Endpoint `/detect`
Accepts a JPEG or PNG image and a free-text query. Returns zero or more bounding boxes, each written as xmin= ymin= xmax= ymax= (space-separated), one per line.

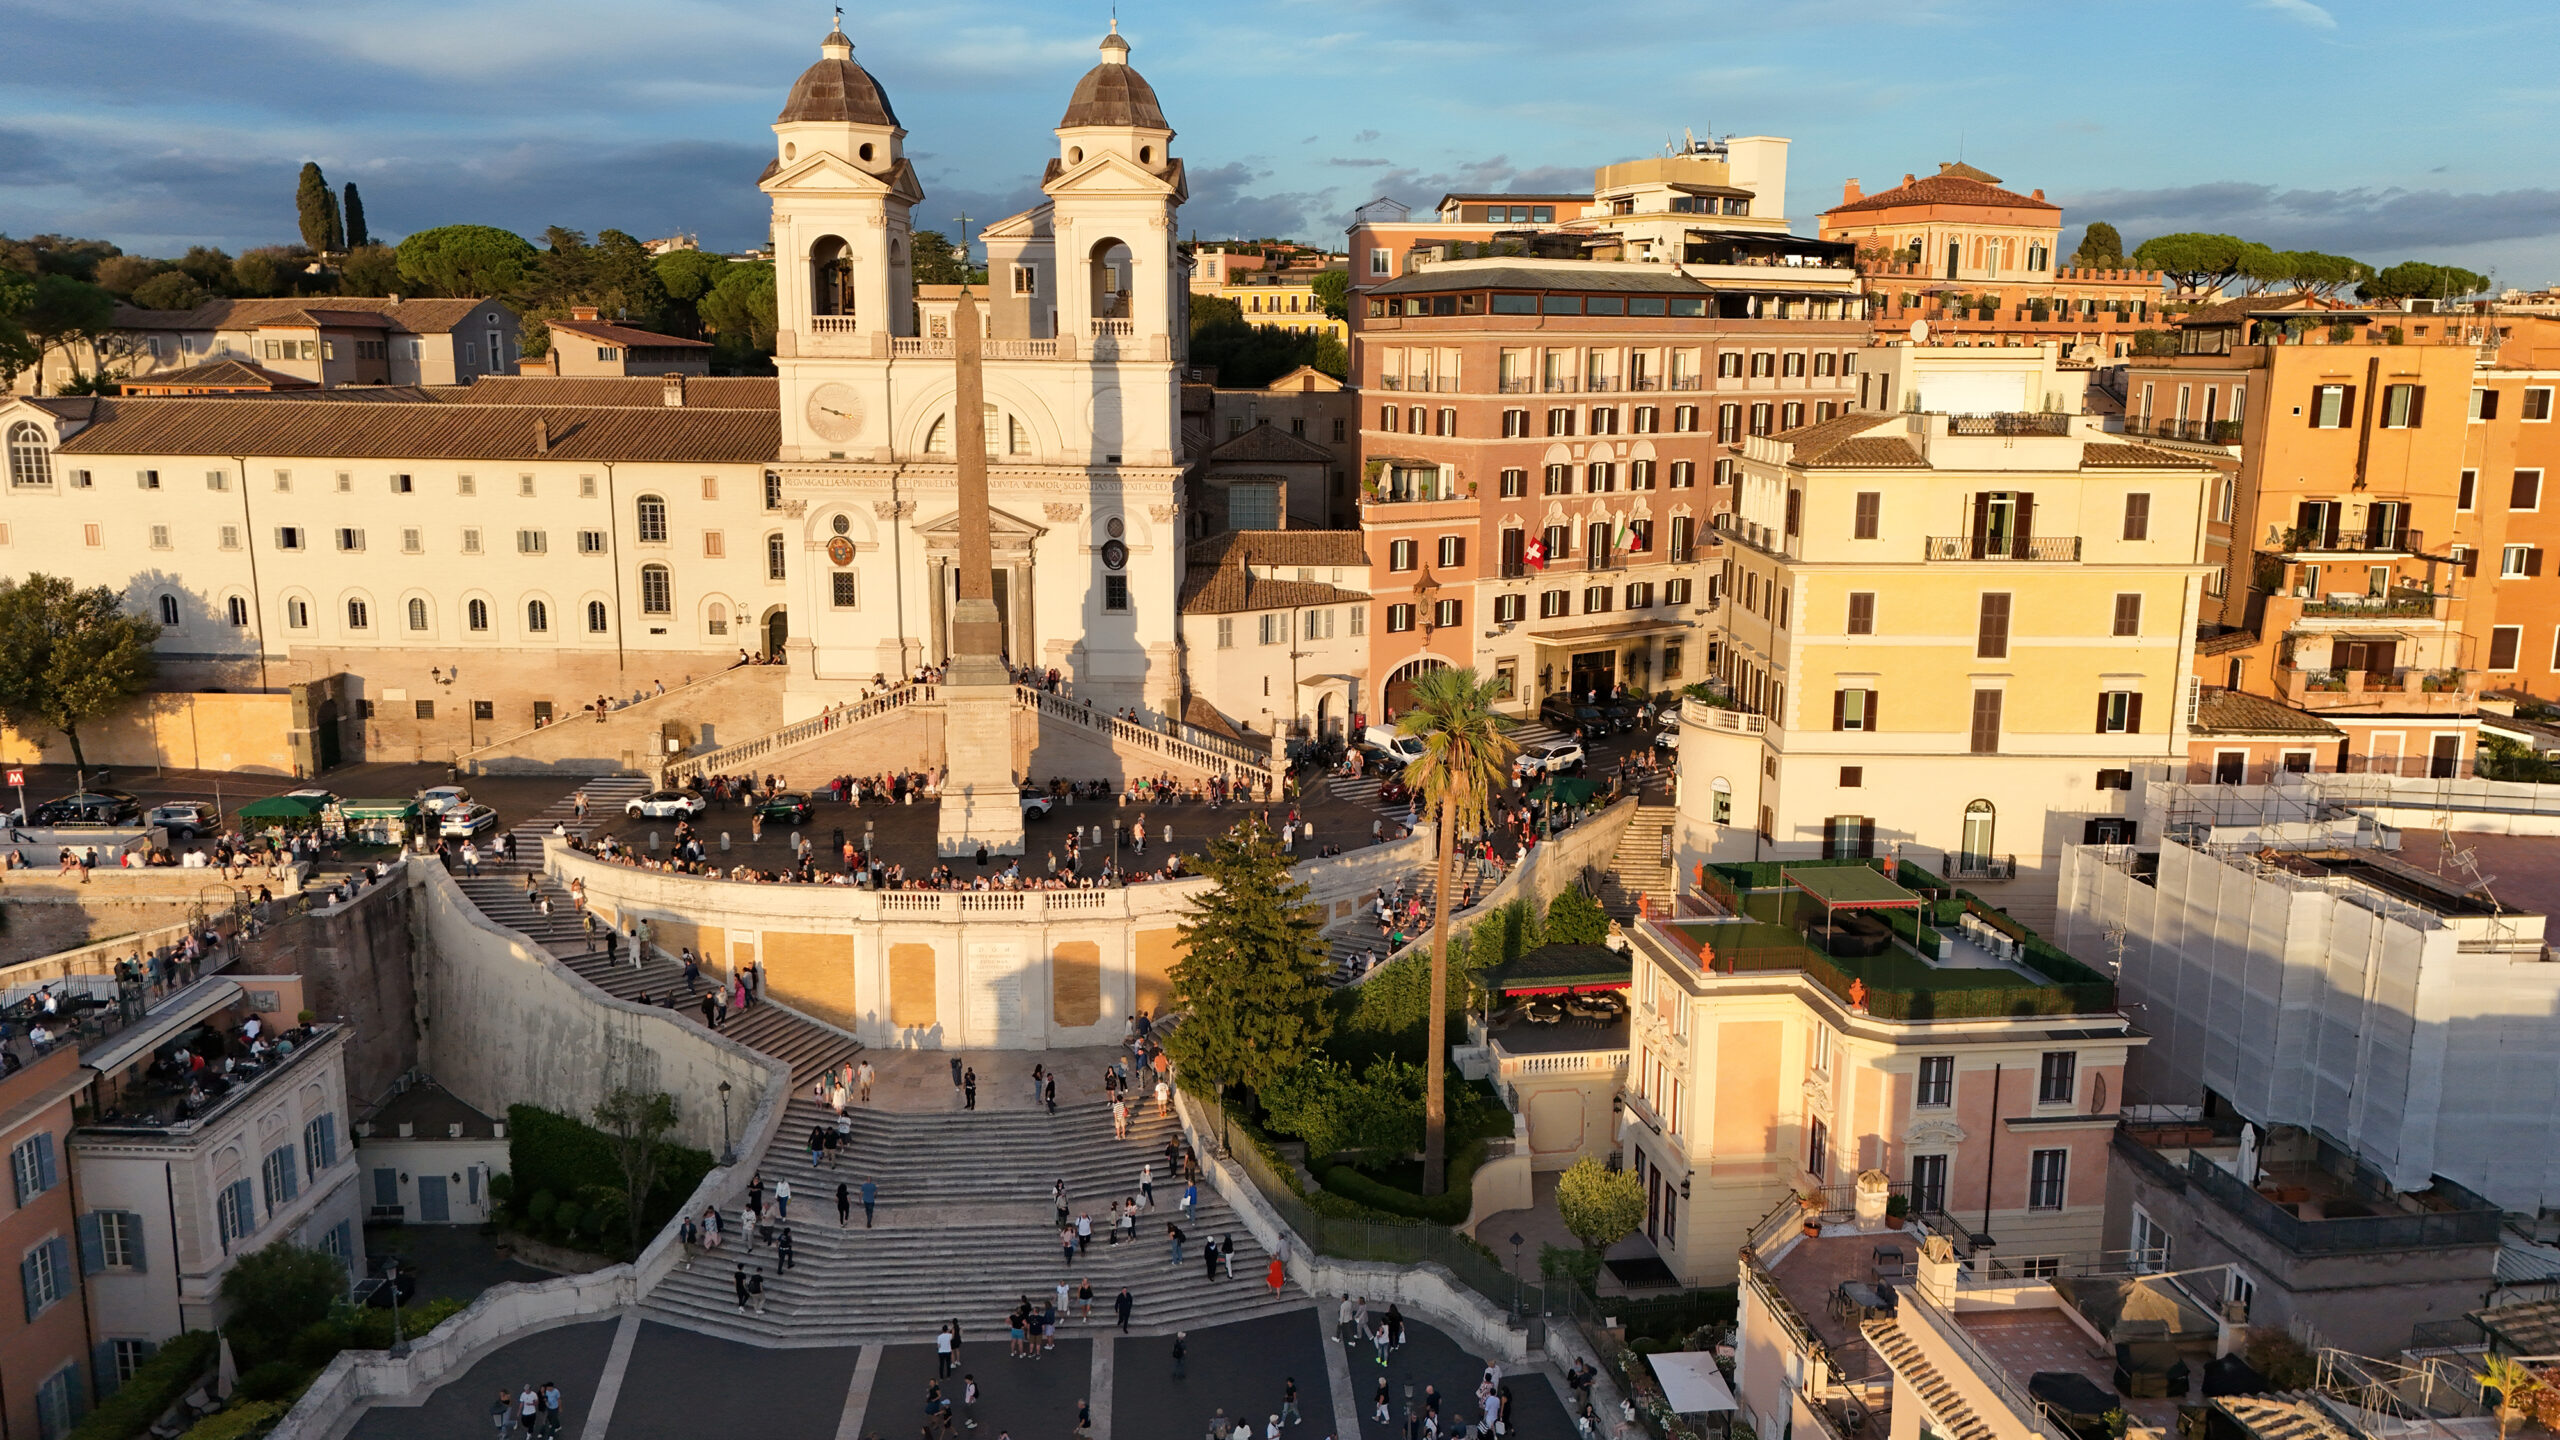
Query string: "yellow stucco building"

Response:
xmin=1191 ymin=247 xmax=1347 ymax=342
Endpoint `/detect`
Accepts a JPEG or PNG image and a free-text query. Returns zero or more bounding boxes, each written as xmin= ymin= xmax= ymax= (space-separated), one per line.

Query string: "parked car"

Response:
xmin=1536 ymin=695 xmax=1584 ymax=731
xmin=1360 ymin=727 xmax=1427 ymax=769
xmin=1514 ymin=739 xmax=1587 ymax=776
xmin=34 ymin=790 xmax=142 ymax=826
xmin=438 ymin=803 xmax=501 ymax=838
xmin=146 ymin=801 xmax=220 ymax=840
xmin=416 ymin=785 xmax=471 ymax=816
xmin=755 ymin=792 xmax=816 ymax=826
xmin=626 ymin=790 xmax=709 ymax=819
xmin=1021 ymin=790 xmax=1056 ymax=819
xmin=1600 ymin=699 xmax=1643 ymax=731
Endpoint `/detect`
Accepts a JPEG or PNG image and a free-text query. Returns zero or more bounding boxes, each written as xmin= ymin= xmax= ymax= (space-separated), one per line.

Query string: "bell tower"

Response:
xmin=765 ymin=19 xmax=926 ymax=385
xmin=1045 ymin=24 xmax=1187 ymax=359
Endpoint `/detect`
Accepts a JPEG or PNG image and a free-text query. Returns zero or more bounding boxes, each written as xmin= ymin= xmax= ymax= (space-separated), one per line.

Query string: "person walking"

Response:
xmin=540 ymin=1383 xmax=563 ymax=1437
xmin=1076 ymin=1277 xmax=1095 ymax=1319
xmin=491 ymin=1390 xmax=513 ymax=1440
xmin=836 ymin=1181 xmax=851 ymax=1228
xmin=1266 ymin=1254 xmax=1286 ymax=1294
xmin=858 ymin=1058 xmax=875 ymax=1102
xmin=1281 ymin=1378 xmax=1300 ymax=1428
xmin=1075 ymin=1399 xmax=1093 ymax=1438
xmin=937 ymin=1324 xmax=956 ymax=1377
xmin=1112 ymin=1096 xmax=1128 ymax=1139
xmin=861 ymin=1177 xmax=877 ymax=1228
xmin=733 ymin=1264 xmax=751 ymax=1313
xmin=1337 ymin=1295 xmax=1360 ymax=1346
xmin=1140 ymin=1163 xmax=1154 ymax=1208
xmin=1060 ymin=1225 xmax=1077 ymax=1267
xmin=1167 ymin=1222 xmax=1185 ymax=1265
xmin=747 ymin=1267 xmax=766 ymax=1314
xmin=1222 ymin=1235 xmax=1237 ymax=1280
xmin=961 ymin=1375 xmax=980 ymax=1431
xmin=1114 ymin=1287 xmax=1134 ymax=1333
xmin=776 ymin=1225 xmax=796 ymax=1273
xmin=1170 ymin=1332 xmax=1187 ymax=1380
xmin=963 ymin=1066 xmax=978 ymax=1110
xmin=1201 ymin=1235 xmax=1219 ymax=1282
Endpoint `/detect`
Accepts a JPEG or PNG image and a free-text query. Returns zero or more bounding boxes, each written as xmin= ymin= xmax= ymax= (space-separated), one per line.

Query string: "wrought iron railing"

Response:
xmin=1921 ymin=535 xmax=2082 ymax=562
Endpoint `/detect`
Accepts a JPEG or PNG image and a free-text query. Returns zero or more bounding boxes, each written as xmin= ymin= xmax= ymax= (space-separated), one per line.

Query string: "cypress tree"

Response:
xmin=1160 ymin=818 xmax=1333 ymax=1098
xmin=342 ymin=182 xmax=369 ymax=250
xmin=295 ymin=163 xmax=343 ymax=253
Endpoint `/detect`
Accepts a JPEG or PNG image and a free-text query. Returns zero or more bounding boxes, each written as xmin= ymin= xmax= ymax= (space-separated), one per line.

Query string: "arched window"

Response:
xmin=226 ymin=596 xmax=249 ymax=627
xmin=1008 ymin=415 xmax=1030 ymax=455
xmin=810 ymin=235 xmax=852 ymax=319
xmin=586 ymin=600 xmax=609 ymax=633
xmin=285 ymin=597 xmax=310 ymax=629
xmin=526 ymin=599 xmax=550 ymax=633
xmin=467 ymin=598 xmax=490 ymax=632
xmin=635 ymin=494 xmax=668 ymax=543
xmin=158 ymin=594 xmax=179 ymax=626
xmin=766 ymin=533 xmax=787 ymax=580
xmin=639 ymin=564 xmax=672 ymax=614
xmin=6 ymin=421 xmax=52 ymax=488
xmin=923 ymin=415 xmax=948 ymax=454
xmin=346 ymin=598 xmax=370 ymax=630
xmin=1710 ymin=777 xmax=1732 ymax=826
xmin=406 ymin=597 xmax=429 ymax=631
xmin=1959 ymin=800 xmax=1996 ymax=872
xmin=707 ymin=602 xmax=729 ymax=636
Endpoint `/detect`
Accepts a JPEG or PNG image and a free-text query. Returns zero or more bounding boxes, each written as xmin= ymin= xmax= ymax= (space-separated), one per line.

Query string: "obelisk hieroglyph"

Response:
xmin=936 ymin=284 xmax=1027 ymax=858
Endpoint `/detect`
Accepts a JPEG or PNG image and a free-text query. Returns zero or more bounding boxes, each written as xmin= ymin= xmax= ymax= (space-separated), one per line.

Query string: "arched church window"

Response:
xmin=810 ymin=235 xmax=853 ymax=319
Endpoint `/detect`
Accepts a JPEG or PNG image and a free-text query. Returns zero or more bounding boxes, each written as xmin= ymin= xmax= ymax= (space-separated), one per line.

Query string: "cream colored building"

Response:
xmin=1177 ymin=528 xmax=1369 ymax=742
xmin=764 ymin=20 xmax=1191 ymax=719
xmin=1690 ymin=404 xmax=2214 ymax=924
xmin=18 ymin=297 xmax=521 ymax=395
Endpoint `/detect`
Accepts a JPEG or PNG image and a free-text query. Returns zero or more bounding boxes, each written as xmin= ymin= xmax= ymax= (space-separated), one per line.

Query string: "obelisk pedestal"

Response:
xmin=936 ymin=284 xmax=1026 ymax=860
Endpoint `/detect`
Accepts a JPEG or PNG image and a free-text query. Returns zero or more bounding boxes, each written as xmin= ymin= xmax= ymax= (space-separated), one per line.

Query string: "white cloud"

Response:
xmin=2254 ymin=0 xmax=2337 ymax=31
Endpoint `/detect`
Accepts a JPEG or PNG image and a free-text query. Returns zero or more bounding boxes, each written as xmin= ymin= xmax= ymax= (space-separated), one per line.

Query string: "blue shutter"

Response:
xmin=10 ymin=1142 xmax=28 ymax=1206
xmin=232 ymin=1178 xmax=258 ymax=1239
xmin=92 ymin=1343 xmax=120 ymax=1399
xmin=19 ymin=1250 xmax=38 ymax=1321
xmin=321 ymin=1114 xmax=338 ymax=1169
xmin=124 ymin=1212 xmax=148 ymax=1274
xmin=65 ymin=1356 xmax=86 ymax=1423
xmin=46 ymin=1238 xmax=70 ymax=1308
xmin=76 ymin=1214 xmax=104 ymax=1275
xmin=277 ymin=1146 xmax=299 ymax=1203
xmin=34 ymin=1133 xmax=57 ymax=1192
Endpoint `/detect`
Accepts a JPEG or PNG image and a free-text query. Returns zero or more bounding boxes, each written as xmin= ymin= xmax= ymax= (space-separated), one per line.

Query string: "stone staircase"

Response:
xmin=1321 ymin=868 xmax=1486 ymax=988
xmin=640 ymin=1098 xmax=1307 ymax=1343
xmin=484 ymin=778 xmax=650 ymax=870
xmin=450 ymin=866 xmax=862 ymax=1085
xmin=1596 ymin=800 xmax=1678 ymax=919
xmin=1863 ymin=1316 xmax=1999 ymax=1440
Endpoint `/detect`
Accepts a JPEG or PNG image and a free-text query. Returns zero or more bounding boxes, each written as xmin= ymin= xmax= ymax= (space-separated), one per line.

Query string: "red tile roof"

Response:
xmin=548 ymin=318 xmax=713 ymax=349
xmin=1824 ymin=166 xmax=2058 ymax=216
xmin=57 ymin=397 xmax=777 ymax=463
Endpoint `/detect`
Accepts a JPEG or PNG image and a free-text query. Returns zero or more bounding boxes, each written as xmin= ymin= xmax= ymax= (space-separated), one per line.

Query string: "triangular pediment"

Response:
xmin=761 ymin=152 xmax=925 ymax=204
xmin=1042 ymin=149 xmax=1182 ymax=200
xmin=915 ymin=505 xmax=1048 ymax=539
xmin=981 ymin=204 xmax=1051 ymax=241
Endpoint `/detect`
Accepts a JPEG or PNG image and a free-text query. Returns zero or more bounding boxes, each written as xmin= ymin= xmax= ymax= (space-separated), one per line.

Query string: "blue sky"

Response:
xmin=4 ymin=0 xmax=2556 ymax=288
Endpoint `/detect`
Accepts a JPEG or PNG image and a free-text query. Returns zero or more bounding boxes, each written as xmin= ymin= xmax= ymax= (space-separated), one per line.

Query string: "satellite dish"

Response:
xmin=1909 ymin=319 xmax=1929 ymax=344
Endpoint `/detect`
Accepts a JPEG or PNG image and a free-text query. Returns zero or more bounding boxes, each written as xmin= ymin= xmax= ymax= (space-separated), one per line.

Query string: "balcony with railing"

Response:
xmin=1669 ymin=374 xmax=1704 ymax=391
xmin=1921 ymin=535 xmax=2082 ymax=562
xmin=1542 ymin=375 xmax=1580 ymax=393
xmin=1498 ymin=376 xmax=1534 ymax=394
xmin=2122 ymin=416 xmax=2243 ymax=446
xmin=2274 ymin=661 xmax=2479 ymax=713
xmin=2277 ymin=525 xmax=2424 ymax=558
xmin=2294 ymin=589 xmax=2448 ymax=621
xmin=808 ymin=315 xmax=860 ymax=334
xmin=2114 ymin=1124 xmax=2503 ymax=1258
xmin=1947 ymin=412 xmax=2070 ymax=437
xmin=1715 ymin=511 xmax=1801 ymax=559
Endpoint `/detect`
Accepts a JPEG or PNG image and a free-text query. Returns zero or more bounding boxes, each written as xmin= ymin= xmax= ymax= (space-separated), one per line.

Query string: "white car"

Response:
xmin=625 ymin=790 xmax=709 ymax=819
xmin=1361 ymin=728 xmax=1427 ymax=769
xmin=1514 ymin=739 xmax=1587 ymax=776
xmin=416 ymin=785 xmax=470 ymax=816
xmin=439 ymin=803 xmax=501 ymax=838
xmin=1021 ymin=790 xmax=1056 ymax=819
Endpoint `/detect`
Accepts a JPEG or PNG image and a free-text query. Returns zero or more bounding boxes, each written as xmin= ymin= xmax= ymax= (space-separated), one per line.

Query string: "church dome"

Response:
xmin=778 ymin=27 xmax=901 ymax=128
xmin=1058 ymin=28 xmax=1167 ymax=130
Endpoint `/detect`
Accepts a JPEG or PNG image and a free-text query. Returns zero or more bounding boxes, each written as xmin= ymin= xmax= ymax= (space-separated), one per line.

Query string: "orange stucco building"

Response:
xmin=3 ymin=1048 xmax=97 ymax=1440
xmin=1819 ymin=164 xmax=2166 ymax=358
xmin=2451 ymin=315 xmax=2560 ymax=700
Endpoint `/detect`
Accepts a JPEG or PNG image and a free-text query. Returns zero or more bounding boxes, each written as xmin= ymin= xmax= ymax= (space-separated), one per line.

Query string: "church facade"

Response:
xmin=764 ymin=23 xmax=1191 ymax=721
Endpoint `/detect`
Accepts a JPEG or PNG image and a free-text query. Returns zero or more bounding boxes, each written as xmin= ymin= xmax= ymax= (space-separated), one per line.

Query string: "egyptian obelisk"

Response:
xmin=936 ymin=284 xmax=1027 ymax=858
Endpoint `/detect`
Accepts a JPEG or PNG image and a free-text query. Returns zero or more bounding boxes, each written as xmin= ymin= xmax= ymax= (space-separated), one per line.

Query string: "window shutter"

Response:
xmin=2096 ymin=693 xmax=2111 ymax=733
xmin=2340 ymin=386 xmax=2357 ymax=425
xmin=1858 ymin=819 xmax=1875 ymax=859
xmin=122 ymin=1212 xmax=147 ymax=1273
xmin=2310 ymin=386 xmax=2325 ymax=424
xmin=2407 ymin=387 xmax=2425 ymax=428
xmin=2014 ymin=493 xmax=2036 ymax=549
xmin=1968 ymin=493 xmax=1989 ymax=557
xmin=2127 ymin=693 xmax=2144 ymax=734
xmin=93 ymin=1343 xmax=121 ymax=1399
xmin=36 ymin=1133 xmax=57 ymax=1191
xmin=320 ymin=1115 xmax=338 ymax=1170
xmin=2531 ymin=549 xmax=2545 ymax=578
xmin=76 ymin=1214 xmax=103 ymax=1275
xmin=9 ymin=1150 xmax=25 ymax=1207
xmin=1866 ymin=691 xmax=1879 ymax=732
xmin=234 ymin=1178 xmax=258 ymax=1238
xmin=20 ymin=1251 xmax=39 ymax=1321
xmin=1833 ymin=690 xmax=1846 ymax=731
xmin=2464 ymin=549 xmax=2479 ymax=578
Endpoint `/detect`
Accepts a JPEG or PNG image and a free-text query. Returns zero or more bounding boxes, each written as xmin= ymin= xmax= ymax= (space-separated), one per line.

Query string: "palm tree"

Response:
xmin=1396 ymin=666 xmax=1519 ymax=1194
xmin=2480 ymin=1355 xmax=2540 ymax=1440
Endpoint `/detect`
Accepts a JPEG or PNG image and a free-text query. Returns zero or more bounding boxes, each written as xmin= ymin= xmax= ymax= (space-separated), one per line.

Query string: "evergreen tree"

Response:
xmin=1162 ymin=818 xmax=1333 ymax=1097
xmin=295 ymin=163 xmax=343 ymax=254
xmin=342 ymin=182 xmax=369 ymax=250
xmin=2070 ymin=220 xmax=2123 ymax=268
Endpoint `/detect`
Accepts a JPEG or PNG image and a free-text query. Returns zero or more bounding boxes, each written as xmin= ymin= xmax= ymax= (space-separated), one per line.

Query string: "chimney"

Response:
xmin=2031 ymin=188 xmax=2045 ymax=202
xmin=533 ymin=417 xmax=550 ymax=454
xmin=571 ymin=305 xmax=600 ymax=321
xmin=1902 ymin=174 xmax=1916 ymax=187
xmin=1842 ymin=178 xmax=1862 ymax=204
xmin=662 ymin=373 xmax=686 ymax=407
xmin=387 ymin=293 xmax=401 ymax=304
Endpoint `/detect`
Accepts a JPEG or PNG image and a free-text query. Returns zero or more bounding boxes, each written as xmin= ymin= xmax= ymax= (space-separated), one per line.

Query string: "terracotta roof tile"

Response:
xmin=1180 ymin=529 xmax=1371 ymax=615
xmin=1823 ymin=169 xmax=2058 ymax=216
xmin=1184 ymin=695 xmax=1244 ymax=741
xmin=2190 ymin=688 xmax=2342 ymax=737
xmin=2172 ymin=291 xmax=2344 ymax=328
xmin=1184 ymin=528 xmax=1369 ymax=571
xmin=547 ymin=318 xmax=713 ymax=349
xmin=1768 ymin=413 xmax=1926 ymax=467
xmin=2195 ymin=626 xmax=2260 ymax=657
xmin=110 ymin=297 xmax=496 ymax=335
xmin=1204 ymin=423 xmax=1334 ymax=465
xmin=451 ymin=376 xmax=777 ymax=408
xmin=57 ymin=397 xmax=777 ymax=464
xmin=2081 ymin=442 xmax=2208 ymax=468
xmin=122 ymin=358 xmax=314 ymax=391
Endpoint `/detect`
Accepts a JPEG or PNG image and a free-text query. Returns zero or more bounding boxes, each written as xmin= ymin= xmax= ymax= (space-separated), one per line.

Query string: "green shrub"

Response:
xmin=1545 ymin=888 xmax=1610 ymax=946
xmin=1318 ymin=1135 xmax=1488 ymax=1224
xmin=347 ymin=1297 xmax=465 ymax=1351
xmin=73 ymin=1332 xmax=218 ymax=1440
xmin=233 ymin=1363 xmax=304 ymax=1404
xmin=505 ymin=1105 xmax=710 ymax=1244
xmin=552 ymin=1201 xmax=583 ymax=1239
xmin=525 ymin=1190 xmax=557 ymax=1227
xmin=218 ymin=1246 xmax=345 ymax=1367
xmin=486 ymin=1173 xmax=514 ymax=1209
xmin=175 ymin=1400 xmax=288 ymax=1440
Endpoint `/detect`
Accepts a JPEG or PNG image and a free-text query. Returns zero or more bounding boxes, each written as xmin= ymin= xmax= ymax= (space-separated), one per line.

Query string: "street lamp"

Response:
xmin=1510 ymin=1231 xmax=1525 ymax=1318
xmin=717 ymin=1081 xmax=735 ymax=1165
xmin=386 ymin=1261 xmax=410 ymax=1358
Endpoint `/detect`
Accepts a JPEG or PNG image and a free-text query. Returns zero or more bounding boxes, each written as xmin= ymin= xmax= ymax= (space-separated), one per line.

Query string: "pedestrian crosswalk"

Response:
xmin=1326 ymin=720 xmax=1570 ymax=822
xmin=484 ymin=777 xmax=650 ymax=869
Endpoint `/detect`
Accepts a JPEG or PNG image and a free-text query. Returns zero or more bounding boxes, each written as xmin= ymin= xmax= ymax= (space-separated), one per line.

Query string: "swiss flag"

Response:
xmin=1523 ymin=538 xmax=1547 ymax=570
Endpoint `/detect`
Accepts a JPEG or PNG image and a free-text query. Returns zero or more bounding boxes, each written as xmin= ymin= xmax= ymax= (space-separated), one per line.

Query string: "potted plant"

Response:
xmin=1885 ymin=1193 xmax=1909 ymax=1229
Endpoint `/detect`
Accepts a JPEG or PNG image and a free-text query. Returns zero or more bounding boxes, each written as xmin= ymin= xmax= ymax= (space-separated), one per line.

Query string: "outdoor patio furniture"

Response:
xmin=1872 ymin=1246 xmax=1908 ymax=1281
